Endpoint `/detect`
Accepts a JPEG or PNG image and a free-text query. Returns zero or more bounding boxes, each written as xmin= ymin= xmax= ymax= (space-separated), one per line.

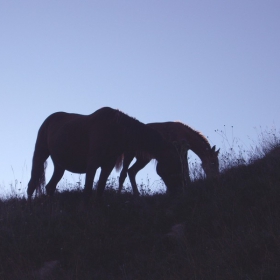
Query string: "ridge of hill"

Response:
xmin=1 ymin=145 xmax=280 ymax=279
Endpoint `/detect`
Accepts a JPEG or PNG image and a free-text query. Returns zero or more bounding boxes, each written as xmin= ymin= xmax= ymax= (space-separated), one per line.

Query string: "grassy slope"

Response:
xmin=1 ymin=146 xmax=280 ymax=280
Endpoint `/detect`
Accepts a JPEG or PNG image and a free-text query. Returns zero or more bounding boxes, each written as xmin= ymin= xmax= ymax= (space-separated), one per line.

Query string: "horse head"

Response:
xmin=201 ymin=145 xmax=220 ymax=179
xmin=156 ymin=143 xmax=184 ymax=195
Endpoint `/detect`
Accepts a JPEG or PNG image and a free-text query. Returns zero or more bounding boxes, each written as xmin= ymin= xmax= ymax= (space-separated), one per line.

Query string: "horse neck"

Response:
xmin=179 ymin=124 xmax=211 ymax=161
xmin=147 ymin=122 xmax=211 ymax=162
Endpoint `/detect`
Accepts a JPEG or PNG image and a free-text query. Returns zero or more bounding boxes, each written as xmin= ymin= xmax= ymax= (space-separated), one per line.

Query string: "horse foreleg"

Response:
xmin=96 ymin=160 xmax=116 ymax=198
xmin=118 ymin=153 xmax=134 ymax=193
xmin=84 ymin=161 xmax=98 ymax=197
xmin=128 ymin=158 xmax=150 ymax=196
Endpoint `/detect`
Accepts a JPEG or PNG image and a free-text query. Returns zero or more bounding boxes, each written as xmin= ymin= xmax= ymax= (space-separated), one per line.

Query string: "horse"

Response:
xmin=27 ymin=107 xmax=183 ymax=203
xmin=118 ymin=121 xmax=220 ymax=196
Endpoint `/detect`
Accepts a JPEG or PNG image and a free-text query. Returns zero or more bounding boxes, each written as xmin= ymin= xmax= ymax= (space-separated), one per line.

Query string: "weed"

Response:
xmin=1 ymin=130 xmax=280 ymax=279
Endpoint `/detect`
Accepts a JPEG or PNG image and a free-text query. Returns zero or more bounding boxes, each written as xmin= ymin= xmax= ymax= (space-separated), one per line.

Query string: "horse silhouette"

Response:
xmin=27 ymin=107 xmax=183 ymax=201
xmin=118 ymin=121 xmax=220 ymax=195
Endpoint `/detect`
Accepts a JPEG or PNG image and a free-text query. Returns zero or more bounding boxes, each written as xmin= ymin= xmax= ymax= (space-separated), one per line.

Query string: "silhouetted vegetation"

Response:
xmin=1 ymin=133 xmax=280 ymax=279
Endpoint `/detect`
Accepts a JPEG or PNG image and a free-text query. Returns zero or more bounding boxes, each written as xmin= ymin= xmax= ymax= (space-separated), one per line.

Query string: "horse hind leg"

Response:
xmin=118 ymin=153 xmax=134 ymax=194
xmin=128 ymin=158 xmax=150 ymax=196
xmin=45 ymin=165 xmax=65 ymax=196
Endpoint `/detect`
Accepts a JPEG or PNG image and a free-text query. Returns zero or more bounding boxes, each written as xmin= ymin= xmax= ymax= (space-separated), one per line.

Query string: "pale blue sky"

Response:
xmin=0 ymin=1 xmax=279 ymax=196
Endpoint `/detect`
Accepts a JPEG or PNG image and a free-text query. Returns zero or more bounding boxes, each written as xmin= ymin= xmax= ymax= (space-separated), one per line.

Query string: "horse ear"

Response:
xmin=211 ymin=145 xmax=220 ymax=155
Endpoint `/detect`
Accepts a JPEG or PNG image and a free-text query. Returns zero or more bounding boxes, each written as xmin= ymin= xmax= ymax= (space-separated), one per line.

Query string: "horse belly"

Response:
xmin=50 ymin=148 xmax=89 ymax=173
xmin=49 ymin=130 xmax=89 ymax=173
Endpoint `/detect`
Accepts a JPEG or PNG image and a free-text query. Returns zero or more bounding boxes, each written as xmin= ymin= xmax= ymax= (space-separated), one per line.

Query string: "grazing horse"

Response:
xmin=118 ymin=121 xmax=220 ymax=195
xmin=27 ymin=107 xmax=183 ymax=202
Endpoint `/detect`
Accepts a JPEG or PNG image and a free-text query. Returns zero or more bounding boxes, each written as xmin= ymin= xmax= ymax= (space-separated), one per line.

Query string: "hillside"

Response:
xmin=1 ymin=145 xmax=280 ymax=279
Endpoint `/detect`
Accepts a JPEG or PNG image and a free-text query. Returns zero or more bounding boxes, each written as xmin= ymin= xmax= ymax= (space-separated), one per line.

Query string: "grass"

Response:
xmin=1 ymin=132 xmax=280 ymax=279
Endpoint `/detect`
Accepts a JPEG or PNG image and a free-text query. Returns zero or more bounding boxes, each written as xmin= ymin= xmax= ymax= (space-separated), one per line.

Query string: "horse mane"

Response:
xmin=175 ymin=121 xmax=212 ymax=150
xmin=92 ymin=107 xmax=141 ymax=130
xmin=113 ymin=108 xmax=139 ymax=126
xmin=109 ymin=108 xmax=162 ymax=159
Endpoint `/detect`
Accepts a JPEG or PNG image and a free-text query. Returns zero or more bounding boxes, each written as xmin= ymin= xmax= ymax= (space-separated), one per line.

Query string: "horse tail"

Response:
xmin=35 ymin=160 xmax=48 ymax=196
xmin=27 ymin=119 xmax=50 ymax=197
xmin=115 ymin=154 xmax=124 ymax=172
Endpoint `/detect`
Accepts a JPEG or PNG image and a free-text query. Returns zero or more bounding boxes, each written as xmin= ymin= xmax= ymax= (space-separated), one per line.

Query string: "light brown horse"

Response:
xmin=118 ymin=121 xmax=220 ymax=195
xmin=27 ymin=107 xmax=183 ymax=202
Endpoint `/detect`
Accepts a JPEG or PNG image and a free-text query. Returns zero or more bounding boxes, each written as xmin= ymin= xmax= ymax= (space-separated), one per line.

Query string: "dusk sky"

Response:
xmin=1 ymin=1 xmax=279 ymax=197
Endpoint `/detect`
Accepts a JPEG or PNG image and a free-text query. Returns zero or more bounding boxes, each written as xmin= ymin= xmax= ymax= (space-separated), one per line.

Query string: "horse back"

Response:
xmin=147 ymin=122 xmax=186 ymax=142
xmin=45 ymin=109 xmax=126 ymax=165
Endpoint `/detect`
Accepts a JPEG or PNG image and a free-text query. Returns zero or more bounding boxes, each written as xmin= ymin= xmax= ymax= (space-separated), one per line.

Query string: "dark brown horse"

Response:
xmin=27 ymin=107 xmax=183 ymax=201
xmin=118 ymin=121 xmax=220 ymax=195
